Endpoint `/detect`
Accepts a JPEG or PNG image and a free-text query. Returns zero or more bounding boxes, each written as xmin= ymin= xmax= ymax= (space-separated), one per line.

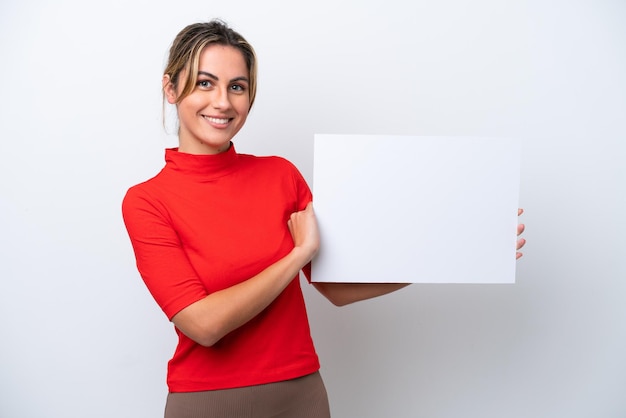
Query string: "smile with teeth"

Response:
xmin=203 ymin=116 xmax=231 ymax=124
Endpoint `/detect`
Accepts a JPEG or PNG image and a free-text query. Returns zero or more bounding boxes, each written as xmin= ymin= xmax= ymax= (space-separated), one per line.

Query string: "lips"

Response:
xmin=203 ymin=116 xmax=231 ymax=124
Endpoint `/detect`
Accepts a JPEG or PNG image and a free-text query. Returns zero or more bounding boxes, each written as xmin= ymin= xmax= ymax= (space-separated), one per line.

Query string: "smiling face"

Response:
xmin=164 ymin=45 xmax=251 ymax=155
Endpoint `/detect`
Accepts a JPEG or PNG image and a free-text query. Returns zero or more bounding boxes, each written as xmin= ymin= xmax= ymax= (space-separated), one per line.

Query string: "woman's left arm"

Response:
xmin=312 ymin=282 xmax=410 ymax=306
xmin=313 ymin=208 xmax=526 ymax=306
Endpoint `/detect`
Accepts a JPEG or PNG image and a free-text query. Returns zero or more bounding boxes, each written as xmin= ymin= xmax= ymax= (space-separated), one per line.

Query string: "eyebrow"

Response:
xmin=198 ymin=71 xmax=249 ymax=83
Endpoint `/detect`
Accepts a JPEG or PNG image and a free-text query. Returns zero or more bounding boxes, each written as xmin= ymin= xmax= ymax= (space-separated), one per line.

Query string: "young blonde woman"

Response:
xmin=122 ymin=19 xmax=526 ymax=418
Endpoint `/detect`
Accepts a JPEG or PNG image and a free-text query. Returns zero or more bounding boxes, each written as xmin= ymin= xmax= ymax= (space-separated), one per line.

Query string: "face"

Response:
xmin=164 ymin=45 xmax=251 ymax=155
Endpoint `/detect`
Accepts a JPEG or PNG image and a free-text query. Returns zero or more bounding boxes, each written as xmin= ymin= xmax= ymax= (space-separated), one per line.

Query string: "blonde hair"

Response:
xmin=163 ymin=19 xmax=257 ymax=109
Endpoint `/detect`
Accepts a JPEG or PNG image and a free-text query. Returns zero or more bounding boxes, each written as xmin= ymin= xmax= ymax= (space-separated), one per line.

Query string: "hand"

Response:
xmin=288 ymin=202 xmax=320 ymax=260
xmin=516 ymin=208 xmax=526 ymax=259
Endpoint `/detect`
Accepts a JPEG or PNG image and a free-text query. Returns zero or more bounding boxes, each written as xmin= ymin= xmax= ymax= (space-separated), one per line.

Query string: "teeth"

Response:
xmin=204 ymin=116 xmax=229 ymax=124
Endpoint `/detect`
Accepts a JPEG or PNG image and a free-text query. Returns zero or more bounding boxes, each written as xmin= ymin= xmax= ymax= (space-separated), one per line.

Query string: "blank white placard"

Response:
xmin=311 ymin=135 xmax=521 ymax=284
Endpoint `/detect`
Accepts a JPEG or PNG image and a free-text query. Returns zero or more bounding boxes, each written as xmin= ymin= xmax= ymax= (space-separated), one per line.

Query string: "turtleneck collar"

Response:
xmin=164 ymin=142 xmax=239 ymax=180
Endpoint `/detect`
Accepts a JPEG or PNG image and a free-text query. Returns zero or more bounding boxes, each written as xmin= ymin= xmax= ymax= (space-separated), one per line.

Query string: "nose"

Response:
xmin=212 ymin=86 xmax=231 ymax=110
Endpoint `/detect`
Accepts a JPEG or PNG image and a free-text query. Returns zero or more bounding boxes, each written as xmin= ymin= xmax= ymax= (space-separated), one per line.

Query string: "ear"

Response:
xmin=162 ymin=74 xmax=178 ymax=104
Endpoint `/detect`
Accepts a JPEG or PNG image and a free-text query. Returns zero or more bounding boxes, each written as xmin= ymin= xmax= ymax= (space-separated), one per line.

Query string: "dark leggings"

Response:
xmin=164 ymin=372 xmax=331 ymax=418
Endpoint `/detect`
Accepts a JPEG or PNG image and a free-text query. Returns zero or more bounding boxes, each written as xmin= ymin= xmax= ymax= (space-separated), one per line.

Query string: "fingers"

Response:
xmin=516 ymin=208 xmax=525 ymax=259
xmin=288 ymin=202 xmax=320 ymax=258
xmin=516 ymin=236 xmax=526 ymax=259
xmin=287 ymin=203 xmax=313 ymax=231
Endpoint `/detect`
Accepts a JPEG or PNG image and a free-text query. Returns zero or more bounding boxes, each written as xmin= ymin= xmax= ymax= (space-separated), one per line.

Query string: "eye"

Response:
xmin=230 ymin=84 xmax=246 ymax=93
xmin=197 ymin=79 xmax=213 ymax=89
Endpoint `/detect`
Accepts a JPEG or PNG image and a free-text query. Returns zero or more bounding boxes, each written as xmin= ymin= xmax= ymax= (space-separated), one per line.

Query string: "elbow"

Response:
xmin=313 ymin=283 xmax=356 ymax=307
xmin=190 ymin=322 xmax=229 ymax=347
xmin=325 ymin=294 xmax=353 ymax=307
xmin=198 ymin=338 xmax=219 ymax=348
xmin=194 ymin=330 xmax=220 ymax=347
xmin=172 ymin=315 xmax=225 ymax=347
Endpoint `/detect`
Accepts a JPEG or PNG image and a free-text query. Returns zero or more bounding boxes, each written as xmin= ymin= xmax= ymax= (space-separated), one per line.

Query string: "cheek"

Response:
xmin=177 ymin=97 xmax=202 ymax=118
xmin=234 ymin=98 xmax=251 ymax=116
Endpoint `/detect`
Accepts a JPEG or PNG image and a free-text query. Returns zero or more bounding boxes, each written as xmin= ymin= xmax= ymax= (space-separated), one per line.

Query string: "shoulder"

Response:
xmin=121 ymin=170 xmax=167 ymax=215
xmin=239 ymin=154 xmax=299 ymax=174
xmin=237 ymin=153 xmax=309 ymax=195
xmin=239 ymin=153 xmax=297 ymax=169
xmin=240 ymin=154 xmax=312 ymax=205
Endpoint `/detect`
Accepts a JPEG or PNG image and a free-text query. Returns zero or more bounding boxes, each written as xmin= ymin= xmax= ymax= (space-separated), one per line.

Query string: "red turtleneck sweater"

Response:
xmin=122 ymin=145 xmax=319 ymax=392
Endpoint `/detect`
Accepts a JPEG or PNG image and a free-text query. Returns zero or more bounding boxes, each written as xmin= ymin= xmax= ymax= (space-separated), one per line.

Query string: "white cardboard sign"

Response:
xmin=311 ymin=135 xmax=521 ymax=284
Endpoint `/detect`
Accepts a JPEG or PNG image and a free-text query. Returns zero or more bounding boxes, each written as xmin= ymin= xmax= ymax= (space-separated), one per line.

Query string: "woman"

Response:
xmin=122 ymin=19 xmax=526 ymax=418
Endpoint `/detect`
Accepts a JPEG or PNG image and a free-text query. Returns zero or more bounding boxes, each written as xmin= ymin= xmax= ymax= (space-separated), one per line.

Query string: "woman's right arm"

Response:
xmin=124 ymin=192 xmax=319 ymax=348
xmin=172 ymin=238 xmax=315 ymax=347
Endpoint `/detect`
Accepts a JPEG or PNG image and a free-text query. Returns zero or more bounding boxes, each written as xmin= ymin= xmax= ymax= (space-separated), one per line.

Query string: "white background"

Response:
xmin=1 ymin=0 xmax=624 ymax=417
